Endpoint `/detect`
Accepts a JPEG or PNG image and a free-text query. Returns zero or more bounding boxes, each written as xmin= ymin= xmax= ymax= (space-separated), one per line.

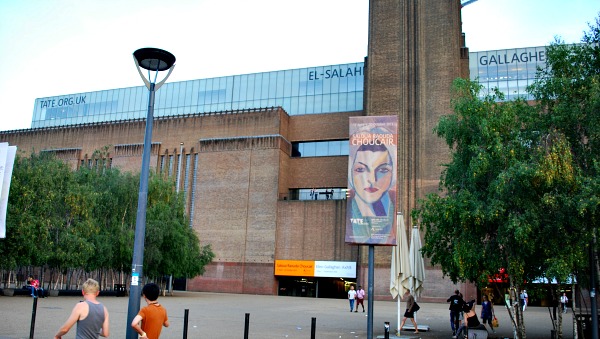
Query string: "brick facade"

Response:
xmin=0 ymin=0 xmax=471 ymax=301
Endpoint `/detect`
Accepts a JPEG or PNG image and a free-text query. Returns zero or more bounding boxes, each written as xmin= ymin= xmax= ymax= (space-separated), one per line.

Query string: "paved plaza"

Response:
xmin=0 ymin=291 xmax=575 ymax=338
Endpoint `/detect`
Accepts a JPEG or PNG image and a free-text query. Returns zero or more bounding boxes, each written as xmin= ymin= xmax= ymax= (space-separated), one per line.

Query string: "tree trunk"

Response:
xmin=510 ymin=279 xmax=527 ymax=339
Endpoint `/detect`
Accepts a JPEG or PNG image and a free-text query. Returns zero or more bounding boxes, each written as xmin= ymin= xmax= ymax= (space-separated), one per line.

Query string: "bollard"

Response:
xmin=183 ymin=309 xmax=189 ymax=339
xmin=29 ymin=296 xmax=38 ymax=339
xmin=311 ymin=317 xmax=316 ymax=339
xmin=244 ymin=313 xmax=250 ymax=339
xmin=384 ymin=321 xmax=390 ymax=339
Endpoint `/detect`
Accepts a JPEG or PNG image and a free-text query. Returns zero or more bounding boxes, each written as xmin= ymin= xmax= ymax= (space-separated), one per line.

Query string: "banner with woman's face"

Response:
xmin=345 ymin=116 xmax=398 ymax=245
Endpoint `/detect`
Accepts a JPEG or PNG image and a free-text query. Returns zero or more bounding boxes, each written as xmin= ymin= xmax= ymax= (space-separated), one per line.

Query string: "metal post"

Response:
xmin=183 ymin=309 xmax=189 ymax=339
xmin=367 ymin=245 xmax=374 ymax=339
xmin=311 ymin=317 xmax=316 ymax=339
xmin=244 ymin=313 xmax=250 ymax=339
xmin=126 ymin=82 xmax=156 ymax=339
xmin=29 ymin=296 xmax=38 ymax=339
xmin=126 ymin=47 xmax=175 ymax=339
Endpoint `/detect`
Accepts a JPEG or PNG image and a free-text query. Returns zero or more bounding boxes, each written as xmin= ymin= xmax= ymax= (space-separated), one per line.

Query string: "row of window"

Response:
xmin=292 ymin=140 xmax=349 ymax=158
xmin=31 ymin=47 xmax=552 ymax=129
xmin=469 ymin=46 xmax=547 ymax=100
xmin=285 ymin=188 xmax=347 ymax=201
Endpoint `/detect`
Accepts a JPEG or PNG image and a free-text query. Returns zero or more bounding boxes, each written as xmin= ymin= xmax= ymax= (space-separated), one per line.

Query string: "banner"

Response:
xmin=345 ymin=116 xmax=398 ymax=245
xmin=274 ymin=260 xmax=356 ymax=278
xmin=0 ymin=143 xmax=17 ymax=238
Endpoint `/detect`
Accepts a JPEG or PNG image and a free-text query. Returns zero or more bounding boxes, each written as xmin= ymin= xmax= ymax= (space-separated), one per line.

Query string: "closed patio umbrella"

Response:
xmin=409 ymin=226 xmax=425 ymax=298
xmin=390 ymin=212 xmax=411 ymax=335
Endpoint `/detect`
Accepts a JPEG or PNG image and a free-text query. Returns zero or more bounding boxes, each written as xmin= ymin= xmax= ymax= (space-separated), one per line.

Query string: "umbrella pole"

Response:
xmin=397 ymin=296 xmax=401 ymax=335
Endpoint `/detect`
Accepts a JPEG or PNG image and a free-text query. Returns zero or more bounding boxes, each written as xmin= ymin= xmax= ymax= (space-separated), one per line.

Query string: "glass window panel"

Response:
xmin=282 ymin=97 xmax=291 ymax=114
xmin=328 ymin=141 xmax=341 ymax=155
xmin=232 ymin=75 xmax=242 ymax=102
xmin=225 ymin=76 xmax=234 ymax=103
xmin=191 ymin=80 xmax=200 ymax=107
xmin=291 ymin=69 xmax=300 ymax=97
xmin=275 ymin=70 xmax=285 ymax=98
xmin=313 ymin=94 xmax=323 ymax=114
xmin=315 ymin=142 xmax=327 ymax=156
xmin=321 ymin=94 xmax=331 ymax=113
xmin=260 ymin=73 xmax=269 ymax=100
xmin=238 ymin=75 xmax=248 ymax=101
xmin=303 ymin=142 xmax=316 ymax=157
xmin=246 ymin=74 xmax=256 ymax=100
xmin=219 ymin=77 xmax=228 ymax=102
xmin=299 ymin=68 xmax=309 ymax=96
xmin=267 ymin=72 xmax=276 ymax=99
xmin=283 ymin=70 xmax=292 ymax=97
xmin=252 ymin=74 xmax=261 ymax=100
xmin=297 ymin=95 xmax=307 ymax=114
xmin=290 ymin=97 xmax=299 ymax=115
xmin=198 ymin=79 xmax=207 ymax=105
xmin=183 ymin=81 xmax=192 ymax=107
xmin=156 ymin=85 xmax=167 ymax=109
xmin=172 ymin=82 xmax=181 ymax=109
xmin=330 ymin=93 xmax=339 ymax=112
xmin=338 ymin=92 xmax=348 ymax=111
xmin=305 ymin=95 xmax=315 ymax=113
xmin=341 ymin=140 xmax=349 ymax=155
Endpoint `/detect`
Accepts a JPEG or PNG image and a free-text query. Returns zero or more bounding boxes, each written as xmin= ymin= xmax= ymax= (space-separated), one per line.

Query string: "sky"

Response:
xmin=0 ymin=0 xmax=598 ymax=132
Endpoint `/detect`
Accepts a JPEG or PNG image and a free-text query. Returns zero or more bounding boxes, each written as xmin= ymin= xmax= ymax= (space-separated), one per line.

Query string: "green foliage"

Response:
xmin=144 ymin=173 xmax=214 ymax=279
xmin=413 ymin=15 xmax=600 ymax=295
xmin=0 ymin=150 xmax=214 ymax=282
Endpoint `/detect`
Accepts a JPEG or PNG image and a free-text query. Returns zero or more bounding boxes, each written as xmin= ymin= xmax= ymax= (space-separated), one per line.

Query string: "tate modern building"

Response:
xmin=1 ymin=0 xmax=549 ymax=301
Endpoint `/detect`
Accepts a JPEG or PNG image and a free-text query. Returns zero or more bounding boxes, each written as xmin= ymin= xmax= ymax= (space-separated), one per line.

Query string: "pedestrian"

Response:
xmin=456 ymin=300 xmax=485 ymax=339
xmin=355 ymin=285 xmax=366 ymax=312
xmin=480 ymin=295 xmax=495 ymax=333
xmin=520 ymin=290 xmax=528 ymax=311
xmin=27 ymin=275 xmax=42 ymax=298
xmin=399 ymin=291 xmax=419 ymax=333
xmin=447 ymin=289 xmax=465 ymax=337
xmin=560 ymin=292 xmax=569 ymax=313
xmin=54 ymin=278 xmax=110 ymax=339
xmin=131 ymin=283 xmax=170 ymax=339
xmin=347 ymin=285 xmax=357 ymax=312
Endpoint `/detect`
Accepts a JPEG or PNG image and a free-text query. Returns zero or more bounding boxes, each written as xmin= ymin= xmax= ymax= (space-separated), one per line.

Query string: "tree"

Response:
xmin=1 ymin=149 xmax=214 ymax=290
xmin=0 ymin=152 xmax=73 ymax=285
xmin=413 ymin=15 xmax=600 ymax=337
xmin=144 ymin=173 xmax=214 ymax=282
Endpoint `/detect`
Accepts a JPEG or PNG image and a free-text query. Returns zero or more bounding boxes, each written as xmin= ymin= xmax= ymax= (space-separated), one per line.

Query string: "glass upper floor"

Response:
xmin=469 ymin=45 xmax=547 ymax=101
xmin=32 ymin=62 xmax=365 ymax=128
xmin=30 ymin=46 xmax=549 ymax=128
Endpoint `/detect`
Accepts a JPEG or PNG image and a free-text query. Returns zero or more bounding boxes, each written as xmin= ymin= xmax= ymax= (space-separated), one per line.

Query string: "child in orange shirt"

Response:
xmin=131 ymin=283 xmax=169 ymax=339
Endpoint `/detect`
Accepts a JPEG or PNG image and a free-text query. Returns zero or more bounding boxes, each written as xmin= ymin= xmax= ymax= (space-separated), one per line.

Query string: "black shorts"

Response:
xmin=403 ymin=309 xmax=414 ymax=318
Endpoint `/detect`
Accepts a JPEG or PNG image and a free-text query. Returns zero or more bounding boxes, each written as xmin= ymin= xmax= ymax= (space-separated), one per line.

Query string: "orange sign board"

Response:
xmin=274 ymin=260 xmax=315 ymax=277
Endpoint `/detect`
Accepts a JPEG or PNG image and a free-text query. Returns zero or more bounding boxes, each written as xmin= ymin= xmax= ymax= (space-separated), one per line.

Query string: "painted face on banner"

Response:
xmin=351 ymin=144 xmax=393 ymax=204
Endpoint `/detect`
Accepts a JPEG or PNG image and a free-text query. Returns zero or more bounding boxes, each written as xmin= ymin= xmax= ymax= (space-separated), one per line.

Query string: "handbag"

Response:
xmin=492 ymin=316 xmax=499 ymax=328
xmin=412 ymin=302 xmax=420 ymax=312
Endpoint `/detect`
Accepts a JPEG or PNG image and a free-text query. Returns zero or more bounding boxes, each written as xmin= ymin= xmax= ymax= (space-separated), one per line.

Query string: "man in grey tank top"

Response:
xmin=54 ymin=278 xmax=110 ymax=339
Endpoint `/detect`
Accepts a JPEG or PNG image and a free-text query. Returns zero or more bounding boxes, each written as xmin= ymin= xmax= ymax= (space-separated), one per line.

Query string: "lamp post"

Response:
xmin=126 ymin=47 xmax=176 ymax=339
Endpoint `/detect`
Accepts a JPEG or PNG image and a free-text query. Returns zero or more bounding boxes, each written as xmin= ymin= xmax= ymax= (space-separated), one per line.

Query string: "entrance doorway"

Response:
xmin=277 ymin=277 xmax=354 ymax=298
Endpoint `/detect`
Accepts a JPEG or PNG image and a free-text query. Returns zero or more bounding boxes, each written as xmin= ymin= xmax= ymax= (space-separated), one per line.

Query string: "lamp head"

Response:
xmin=133 ymin=48 xmax=176 ymax=71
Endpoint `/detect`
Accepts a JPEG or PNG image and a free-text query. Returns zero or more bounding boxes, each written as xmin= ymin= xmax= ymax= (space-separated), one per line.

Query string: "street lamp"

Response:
xmin=126 ymin=47 xmax=176 ymax=339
